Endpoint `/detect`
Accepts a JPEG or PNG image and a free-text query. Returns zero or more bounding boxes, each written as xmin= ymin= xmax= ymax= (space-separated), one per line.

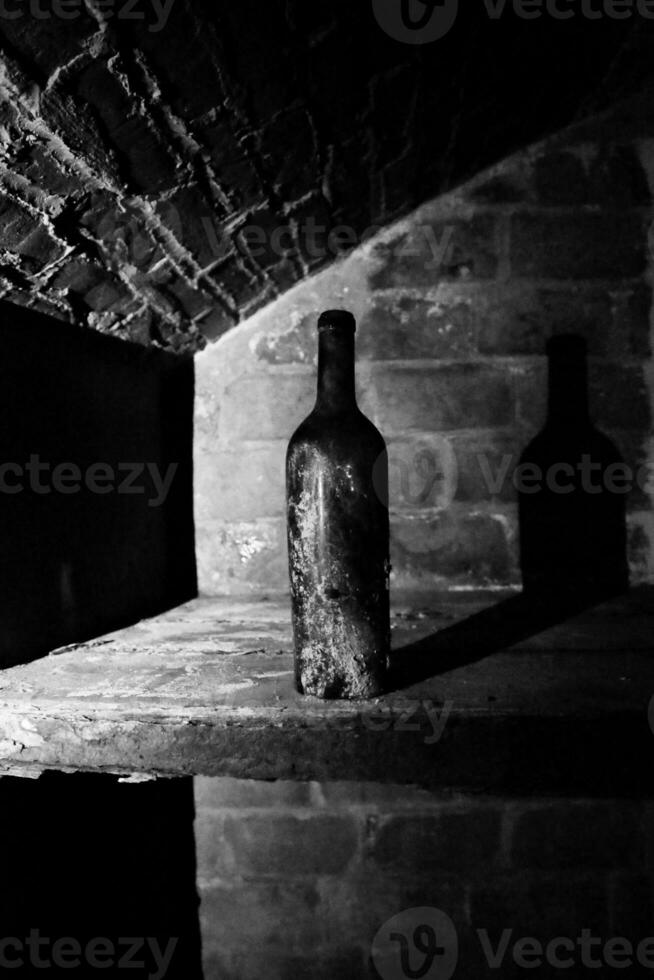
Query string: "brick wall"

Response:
xmin=193 ymin=108 xmax=654 ymax=980
xmin=194 ymin=777 xmax=652 ymax=979
xmin=194 ymin=111 xmax=654 ymax=595
xmin=0 ymin=5 xmax=643 ymax=352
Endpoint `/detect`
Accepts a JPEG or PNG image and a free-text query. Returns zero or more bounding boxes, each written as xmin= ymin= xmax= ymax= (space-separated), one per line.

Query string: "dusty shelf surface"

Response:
xmin=0 ymin=588 xmax=653 ymax=791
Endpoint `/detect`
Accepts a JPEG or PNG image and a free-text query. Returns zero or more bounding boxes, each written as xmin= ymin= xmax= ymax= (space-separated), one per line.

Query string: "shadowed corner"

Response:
xmin=0 ymin=772 xmax=203 ymax=980
xmin=0 ymin=301 xmax=197 ymax=668
xmin=388 ymin=334 xmax=631 ymax=692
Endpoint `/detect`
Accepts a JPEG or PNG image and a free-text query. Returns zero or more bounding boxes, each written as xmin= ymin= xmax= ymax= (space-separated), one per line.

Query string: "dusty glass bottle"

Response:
xmin=286 ymin=310 xmax=390 ymax=699
xmin=518 ymin=334 xmax=629 ymax=601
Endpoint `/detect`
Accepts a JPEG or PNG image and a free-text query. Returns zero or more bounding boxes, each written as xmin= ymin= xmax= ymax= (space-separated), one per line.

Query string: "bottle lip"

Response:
xmin=318 ymin=310 xmax=356 ymax=334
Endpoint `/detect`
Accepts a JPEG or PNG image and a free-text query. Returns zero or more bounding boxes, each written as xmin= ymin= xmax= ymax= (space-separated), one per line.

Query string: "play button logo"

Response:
xmin=371 ymin=907 xmax=459 ymax=980
xmin=372 ymin=0 xmax=459 ymax=43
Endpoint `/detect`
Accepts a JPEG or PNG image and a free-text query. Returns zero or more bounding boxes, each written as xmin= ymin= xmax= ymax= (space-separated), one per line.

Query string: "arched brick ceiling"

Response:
xmin=0 ymin=0 xmax=647 ymax=352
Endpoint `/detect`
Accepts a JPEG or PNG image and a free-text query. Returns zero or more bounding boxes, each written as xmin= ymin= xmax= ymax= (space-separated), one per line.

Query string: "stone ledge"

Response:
xmin=0 ymin=589 xmax=652 ymax=793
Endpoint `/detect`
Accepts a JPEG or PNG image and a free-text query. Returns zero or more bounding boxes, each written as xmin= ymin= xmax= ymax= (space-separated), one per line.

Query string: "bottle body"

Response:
xmin=286 ymin=312 xmax=390 ymax=699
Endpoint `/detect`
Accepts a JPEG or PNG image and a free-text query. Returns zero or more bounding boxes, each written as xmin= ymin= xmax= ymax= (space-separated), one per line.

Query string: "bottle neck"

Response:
xmin=546 ymin=354 xmax=589 ymax=427
xmin=315 ymin=329 xmax=357 ymax=413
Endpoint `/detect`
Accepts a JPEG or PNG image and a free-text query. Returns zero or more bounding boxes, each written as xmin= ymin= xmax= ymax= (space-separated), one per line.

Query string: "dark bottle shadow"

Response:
xmin=389 ymin=335 xmax=629 ymax=691
xmin=519 ymin=334 xmax=628 ymax=602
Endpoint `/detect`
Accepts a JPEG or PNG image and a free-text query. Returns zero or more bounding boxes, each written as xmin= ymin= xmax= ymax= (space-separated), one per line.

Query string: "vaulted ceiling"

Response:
xmin=0 ymin=0 xmax=648 ymax=351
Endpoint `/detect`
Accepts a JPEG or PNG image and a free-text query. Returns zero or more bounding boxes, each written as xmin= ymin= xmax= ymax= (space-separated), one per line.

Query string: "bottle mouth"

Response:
xmin=318 ymin=310 xmax=356 ymax=334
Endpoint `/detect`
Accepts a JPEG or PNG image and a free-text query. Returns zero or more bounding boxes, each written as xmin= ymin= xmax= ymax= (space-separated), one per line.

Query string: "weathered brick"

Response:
xmin=15 ymin=224 xmax=65 ymax=271
xmin=84 ymin=275 xmax=133 ymax=313
xmin=222 ymin=813 xmax=360 ymax=876
xmin=313 ymin=782 xmax=444 ymax=810
xmin=358 ymin=294 xmax=476 ymax=360
xmin=197 ymin=306 xmax=239 ymax=343
xmin=0 ymin=196 xmax=44 ymax=249
xmin=200 ymin=881 xmax=324 ymax=955
xmin=157 ymin=185 xmax=221 ymax=268
xmin=320 ymin=868 xmax=465 ymax=953
xmin=51 ymin=259 xmax=106 ymax=294
xmin=6 ymin=292 xmax=67 ymax=322
xmin=627 ymin=515 xmax=653 ymax=584
xmin=589 ymin=362 xmax=650 ymax=431
xmin=213 ymin=256 xmax=262 ymax=307
xmin=370 ymin=214 xmax=499 ymax=289
xmin=268 ymin=257 xmax=302 ymax=293
xmin=451 ymin=431 xmax=521 ymax=504
xmin=76 ymin=60 xmax=177 ymax=193
xmin=220 ymin=373 xmax=315 ymax=441
xmin=467 ymin=172 xmax=529 ymax=204
xmin=252 ymin=314 xmax=317 ymax=366
xmin=194 ymin=809 xmax=231 ymax=882
xmin=82 ymin=198 xmax=161 ymax=271
xmin=390 ymin=510 xmax=516 ymax=587
xmin=195 ymin=518 xmax=288 ymax=596
xmin=610 ymin=283 xmax=652 ymax=359
xmin=292 ymin=195 xmax=335 ymax=270
xmin=259 ymin=107 xmax=319 ymax=201
xmin=195 ymin=444 xmax=285 ymax=522
xmin=607 ymin=429 xmax=650 ymax=512
xmin=513 ymin=361 xmax=548 ymax=431
xmin=511 ymin=802 xmax=644 ymax=870
xmin=532 ymin=149 xmax=590 ymax=205
xmin=476 ymin=284 xmax=614 ymax=357
xmin=368 ymin=365 xmax=515 ymax=434
xmin=0 ymin=11 xmax=96 ymax=77
xmin=130 ymin=4 xmax=230 ymax=118
xmin=205 ymin=948 xmax=365 ymax=980
xmin=0 ymin=1 xmax=647 ymax=364
xmin=194 ymin=776 xmax=314 ymax=811
xmin=16 ymin=144 xmax=79 ymax=198
xmin=511 ymin=212 xmax=647 ymax=280
xmin=121 ymin=311 xmax=155 ymax=346
xmin=238 ymin=207 xmax=290 ymax=270
xmin=370 ymin=809 xmax=502 ymax=873
xmin=470 ymin=871 xmax=611 ymax=938
xmin=386 ymin=435 xmax=458 ymax=511
xmin=165 ymin=278 xmax=214 ymax=319
xmin=322 ymin=133 xmax=371 ymax=229
xmin=201 ymin=118 xmax=265 ymax=211
xmin=586 ymin=144 xmax=651 ymax=206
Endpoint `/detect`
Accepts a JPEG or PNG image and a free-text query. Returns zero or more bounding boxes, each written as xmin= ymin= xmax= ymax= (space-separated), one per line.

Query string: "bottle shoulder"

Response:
xmin=288 ymin=407 xmax=386 ymax=455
